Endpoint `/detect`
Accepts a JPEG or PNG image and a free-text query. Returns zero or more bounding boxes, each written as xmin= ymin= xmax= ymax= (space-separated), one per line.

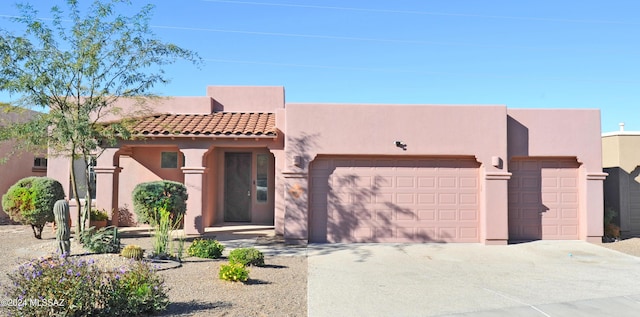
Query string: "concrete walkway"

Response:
xmin=307 ymin=241 xmax=640 ymax=317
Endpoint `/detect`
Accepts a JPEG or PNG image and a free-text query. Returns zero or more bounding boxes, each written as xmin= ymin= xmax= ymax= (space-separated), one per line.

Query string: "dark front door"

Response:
xmin=224 ymin=152 xmax=252 ymax=222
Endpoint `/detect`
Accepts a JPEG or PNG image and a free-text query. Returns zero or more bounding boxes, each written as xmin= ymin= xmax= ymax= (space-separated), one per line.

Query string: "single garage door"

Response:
xmin=508 ymin=158 xmax=580 ymax=241
xmin=309 ymin=157 xmax=480 ymax=243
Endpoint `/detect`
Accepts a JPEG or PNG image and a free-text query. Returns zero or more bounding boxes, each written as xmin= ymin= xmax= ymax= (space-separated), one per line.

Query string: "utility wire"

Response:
xmin=202 ymin=0 xmax=639 ymax=25
xmin=201 ymin=58 xmax=638 ymax=84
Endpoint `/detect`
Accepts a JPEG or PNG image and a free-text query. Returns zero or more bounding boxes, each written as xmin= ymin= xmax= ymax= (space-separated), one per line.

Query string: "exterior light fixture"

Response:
xmin=394 ymin=141 xmax=407 ymax=151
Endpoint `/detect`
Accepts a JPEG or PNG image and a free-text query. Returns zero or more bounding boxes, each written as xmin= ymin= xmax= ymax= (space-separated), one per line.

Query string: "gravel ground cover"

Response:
xmin=2 ymin=222 xmax=640 ymax=317
xmin=0 ymin=224 xmax=307 ymax=317
xmin=599 ymin=237 xmax=640 ymax=257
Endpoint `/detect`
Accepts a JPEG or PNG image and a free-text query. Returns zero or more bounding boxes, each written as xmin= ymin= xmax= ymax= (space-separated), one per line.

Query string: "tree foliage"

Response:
xmin=0 ymin=0 xmax=200 ymax=236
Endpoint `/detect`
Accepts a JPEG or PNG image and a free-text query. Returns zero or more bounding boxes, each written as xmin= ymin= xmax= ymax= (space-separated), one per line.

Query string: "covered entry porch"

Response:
xmin=94 ymin=113 xmax=284 ymax=234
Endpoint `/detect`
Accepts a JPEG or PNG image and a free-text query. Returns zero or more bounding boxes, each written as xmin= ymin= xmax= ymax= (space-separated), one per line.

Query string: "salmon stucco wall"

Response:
xmin=284 ymin=103 xmax=508 ymax=169
xmin=116 ymin=146 xmax=185 ymax=225
xmin=207 ymin=86 xmax=285 ymax=112
xmin=507 ymin=109 xmax=606 ymax=242
xmin=283 ymin=103 xmax=512 ymax=244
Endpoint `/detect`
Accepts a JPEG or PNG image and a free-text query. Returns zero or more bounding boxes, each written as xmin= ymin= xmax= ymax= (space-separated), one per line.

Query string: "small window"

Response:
xmin=32 ymin=157 xmax=47 ymax=172
xmin=161 ymin=152 xmax=178 ymax=168
xmin=33 ymin=157 xmax=47 ymax=167
xmin=70 ymin=157 xmax=96 ymax=199
xmin=256 ymin=154 xmax=268 ymax=202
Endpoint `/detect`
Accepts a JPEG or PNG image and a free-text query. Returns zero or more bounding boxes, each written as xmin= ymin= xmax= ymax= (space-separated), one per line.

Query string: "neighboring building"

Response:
xmin=602 ymin=124 xmax=640 ymax=237
xmin=0 ymin=109 xmax=48 ymax=220
xmin=46 ymin=86 xmax=606 ymax=244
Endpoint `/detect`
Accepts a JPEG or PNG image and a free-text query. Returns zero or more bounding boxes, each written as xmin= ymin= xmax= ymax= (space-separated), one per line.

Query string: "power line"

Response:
xmin=202 ymin=0 xmax=639 ymax=25
xmin=202 ymin=58 xmax=638 ymax=84
xmin=151 ymin=24 xmax=638 ymax=54
xmin=2 ymin=14 xmax=637 ymax=54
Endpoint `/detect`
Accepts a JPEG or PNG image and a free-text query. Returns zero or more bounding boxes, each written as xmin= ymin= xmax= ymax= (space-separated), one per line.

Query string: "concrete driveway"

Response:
xmin=307 ymin=241 xmax=640 ymax=316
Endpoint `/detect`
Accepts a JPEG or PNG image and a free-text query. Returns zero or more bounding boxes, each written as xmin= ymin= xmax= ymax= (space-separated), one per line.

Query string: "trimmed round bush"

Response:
xmin=1 ymin=176 xmax=65 ymax=239
xmin=229 ymin=247 xmax=265 ymax=267
xmin=187 ymin=239 xmax=225 ymax=259
xmin=132 ymin=180 xmax=187 ymax=224
xmin=219 ymin=262 xmax=249 ymax=282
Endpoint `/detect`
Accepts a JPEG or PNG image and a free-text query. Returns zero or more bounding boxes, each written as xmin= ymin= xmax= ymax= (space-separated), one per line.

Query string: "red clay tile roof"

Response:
xmin=130 ymin=113 xmax=277 ymax=137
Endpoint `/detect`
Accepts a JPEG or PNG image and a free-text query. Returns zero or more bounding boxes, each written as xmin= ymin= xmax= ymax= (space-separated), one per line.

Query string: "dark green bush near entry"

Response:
xmin=229 ymin=247 xmax=265 ymax=267
xmin=187 ymin=239 xmax=225 ymax=259
xmin=132 ymin=180 xmax=187 ymax=225
xmin=1 ymin=177 xmax=65 ymax=239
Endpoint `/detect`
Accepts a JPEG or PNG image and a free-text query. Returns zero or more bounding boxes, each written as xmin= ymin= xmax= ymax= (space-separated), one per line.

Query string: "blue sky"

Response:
xmin=1 ymin=0 xmax=638 ymax=132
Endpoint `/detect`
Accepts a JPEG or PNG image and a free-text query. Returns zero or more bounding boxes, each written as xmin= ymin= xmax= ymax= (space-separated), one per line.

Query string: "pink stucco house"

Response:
xmin=46 ymin=86 xmax=606 ymax=244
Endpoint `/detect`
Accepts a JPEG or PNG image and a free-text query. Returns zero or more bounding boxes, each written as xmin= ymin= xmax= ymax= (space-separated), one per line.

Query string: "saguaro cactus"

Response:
xmin=53 ymin=199 xmax=71 ymax=255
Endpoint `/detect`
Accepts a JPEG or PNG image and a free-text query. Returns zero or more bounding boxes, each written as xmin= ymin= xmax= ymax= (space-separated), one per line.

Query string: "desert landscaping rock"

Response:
xmin=0 ymin=224 xmax=307 ymax=317
xmin=3 ymin=222 xmax=640 ymax=317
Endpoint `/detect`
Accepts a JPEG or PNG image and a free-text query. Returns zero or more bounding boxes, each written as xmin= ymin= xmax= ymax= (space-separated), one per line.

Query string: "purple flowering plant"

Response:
xmin=3 ymin=255 xmax=168 ymax=316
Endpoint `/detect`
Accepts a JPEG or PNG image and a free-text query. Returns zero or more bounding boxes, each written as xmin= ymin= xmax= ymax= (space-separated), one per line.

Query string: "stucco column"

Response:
xmin=94 ymin=166 xmax=121 ymax=225
xmin=270 ymin=149 xmax=286 ymax=236
xmin=94 ymin=148 xmax=120 ymax=225
xmin=482 ymin=172 xmax=512 ymax=245
xmin=583 ymin=172 xmax=608 ymax=243
xmin=181 ymin=148 xmax=209 ymax=235
xmin=283 ymin=171 xmax=309 ymax=244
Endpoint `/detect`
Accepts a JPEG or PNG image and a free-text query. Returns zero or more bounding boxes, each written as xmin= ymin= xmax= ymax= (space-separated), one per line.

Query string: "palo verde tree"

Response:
xmin=0 ymin=0 xmax=200 ymax=238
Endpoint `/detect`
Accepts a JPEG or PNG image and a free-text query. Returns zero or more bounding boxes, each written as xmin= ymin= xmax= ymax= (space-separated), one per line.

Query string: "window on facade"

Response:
xmin=70 ymin=157 xmax=96 ymax=199
xmin=32 ymin=157 xmax=47 ymax=172
xmin=256 ymin=154 xmax=268 ymax=202
xmin=161 ymin=152 xmax=178 ymax=168
xmin=33 ymin=157 xmax=47 ymax=167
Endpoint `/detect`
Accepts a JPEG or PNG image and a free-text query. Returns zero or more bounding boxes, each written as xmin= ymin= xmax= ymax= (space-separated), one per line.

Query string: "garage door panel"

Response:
xmin=397 ymin=210 xmax=416 ymax=220
xmin=562 ymin=193 xmax=578 ymax=203
xmin=460 ymin=227 xmax=479 ymax=240
xmin=418 ymin=177 xmax=436 ymax=188
xmin=460 ymin=209 xmax=478 ymax=221
xmin=310 ymin=157 xmax=480 ymax=243
xmin=396 ymin=193 xmax=414 ymax=204
xmin=509 ymin=158 xmax=579 ymax=241
xmin=460 ymin=193 xmax=478 ymax=205
xmin=561 ymin=208 xmax=578 ymax=218
xmin=439 ymin=193 xmax=457 ymax=204
xmin=397 ymin=177 xmax=415 ymax=188
xmin=438 ymin=209 xmax=457 ymax=221
xmin=418 ymin=209 xmax=436 ymax=220
xmin=418 ymin=193 xmax=435 ymax=204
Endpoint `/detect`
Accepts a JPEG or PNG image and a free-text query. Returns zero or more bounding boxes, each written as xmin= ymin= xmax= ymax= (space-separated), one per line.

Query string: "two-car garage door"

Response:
xmin=308 ymin=156 xmax=582 ymax=243
xmin=309 ymin=157 xmax=481 ymax=243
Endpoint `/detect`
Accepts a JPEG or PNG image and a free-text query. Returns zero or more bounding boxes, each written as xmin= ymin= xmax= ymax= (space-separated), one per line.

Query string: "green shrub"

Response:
xmin=90 ymin=208 xmax=109 ymax=221
xmin=132 ymin=180 xmax=187 ymax=225
xmin=150 ymin=201 xmax=184 ymax=261
xmin=219 ymin=262 xmax=249 ymax=282
xmin=81 ymin=226 xmax=121 ymax=254
xmin=187 ymin=239 xmax=225 ymax=259
xmin=1 ymin=177 xmax=65 ymax=239
xmin=229 ymin=247 xmax=265 ymax=267
xmin=105 ymin=261 xmax=169 ymax=316
xmin=2 ymin=255 xmax=168 ymax=316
